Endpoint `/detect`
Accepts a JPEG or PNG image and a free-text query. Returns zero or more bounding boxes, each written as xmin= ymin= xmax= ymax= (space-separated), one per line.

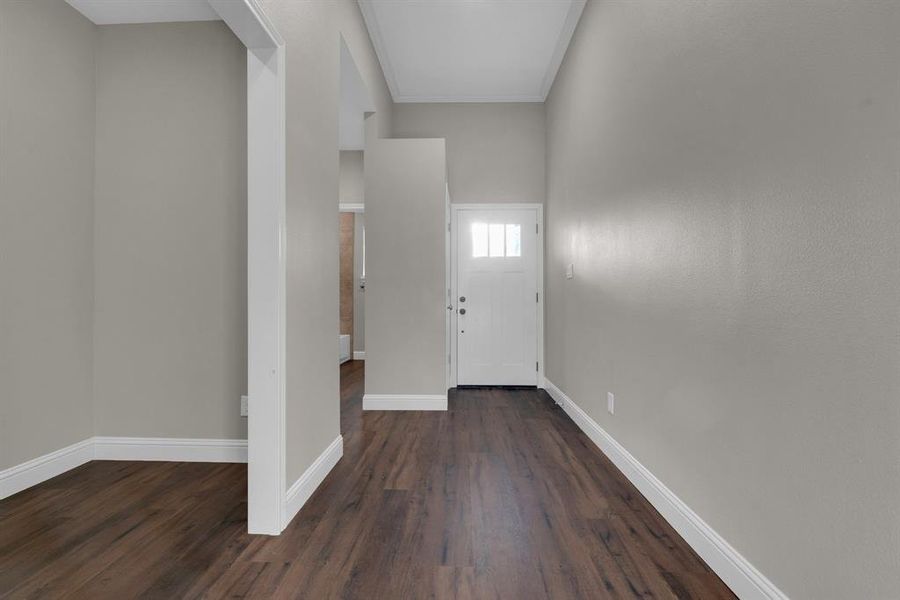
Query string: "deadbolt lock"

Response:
xmin=459 ymin=308 xmax=466 ymax=315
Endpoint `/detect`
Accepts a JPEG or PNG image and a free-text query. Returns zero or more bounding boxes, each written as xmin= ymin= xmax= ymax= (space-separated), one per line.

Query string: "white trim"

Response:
xmin=536 ymin=206 xmax=545 ymax=387
xmin=538 ymin=0 xmax=586 ymax=100
xmin=94 ymin=437 xmax=248 ymax=463
xmin=357 ymin=0 xmax=402 ymax=103
xmin=444 ymin=185 xmax=452 ymax=391
xmin=243 ymin=42 xmax=287 ymax=535
xmin=208 ymin=0 xmax=283 ymax=49
xmin=542 ymin=379 xmax=789 ymax=600
xmin=362 ymin=394 xmax=448 ymax=411
xmin=0 ymin=438 xmax=94 ymax=500
xmin=339 ymin=203 xmax=365 ymax=213
xmin=449 ymin=203 xmax=544 ymax=388
xmin=241 ymin=0 xmax=283 ymax=46
xmin=283 ymin=435 xmax=343 ymax=529
xmin=394 ymin=94 xmax=545 ymax=103
xmin=353 ymin=350 xmax=366 ymax=360
xmin=66 ymin=0 xmax=219 ymax=25
xmin=244 ymin=41 xmax=287 ymax=535
xmin=216 ymin=0 xmax=286 ymax=536
xmin=0 ymin=436 xmax=251 ymax=500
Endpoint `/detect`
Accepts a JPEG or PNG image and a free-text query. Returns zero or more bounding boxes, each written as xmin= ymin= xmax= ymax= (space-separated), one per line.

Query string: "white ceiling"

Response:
xmin=358 ymin=0 xmax=585 ymax=103
xmin=66 ymin=0 xmax=220 ymax=25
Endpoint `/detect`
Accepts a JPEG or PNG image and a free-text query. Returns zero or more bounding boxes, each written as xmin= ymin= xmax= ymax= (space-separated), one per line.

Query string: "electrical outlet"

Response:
xmin=240 ymin=395 xmax=249 ymax=417
xmin=566 ymin=263 xmax=575 ymax=280
xmin=607 ymin=392 xmax=615 ymax=415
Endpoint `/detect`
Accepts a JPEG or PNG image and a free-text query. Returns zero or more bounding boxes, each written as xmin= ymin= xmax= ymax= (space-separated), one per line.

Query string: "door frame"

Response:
xmin=209 ymin=0 xmax=285 ymax=535
xmin=449 ymin=203 xmax=544 ymax=389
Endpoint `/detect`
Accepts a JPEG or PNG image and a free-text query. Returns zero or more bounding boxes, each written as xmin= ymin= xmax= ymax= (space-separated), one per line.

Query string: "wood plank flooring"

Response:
xmin=0 ymin=360 xmax=735 ymax=599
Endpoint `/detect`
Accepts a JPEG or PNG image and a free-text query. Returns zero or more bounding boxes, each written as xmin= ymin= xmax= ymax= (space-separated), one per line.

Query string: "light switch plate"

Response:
xmin=566 ymin=263 xmax=575 ymax=279
xmin=607 ymin=392 xmax=615 ymax=415
xmin=240 ymin=395 xmax=249 ymax=417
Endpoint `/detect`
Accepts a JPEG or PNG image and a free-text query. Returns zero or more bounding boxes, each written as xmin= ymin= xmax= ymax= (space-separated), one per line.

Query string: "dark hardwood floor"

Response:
xmin=0 ymin=360 xmax=735 ymax=599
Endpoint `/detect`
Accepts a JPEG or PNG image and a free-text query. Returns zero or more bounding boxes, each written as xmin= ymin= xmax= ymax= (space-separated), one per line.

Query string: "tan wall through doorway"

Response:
xmin=339 ymin=213 xmax=355 ymax=344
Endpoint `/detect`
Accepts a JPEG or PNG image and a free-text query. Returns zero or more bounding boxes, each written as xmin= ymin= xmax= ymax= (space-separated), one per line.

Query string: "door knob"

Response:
xmin=459 ymin=296 xmax=466 ymax=302
xmin=459 ymin=308 xmax=466 ymax=315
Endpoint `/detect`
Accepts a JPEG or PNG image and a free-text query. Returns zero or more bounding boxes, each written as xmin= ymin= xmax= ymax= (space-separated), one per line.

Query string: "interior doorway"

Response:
xmin=338 ymin=202 xmax=365 ymax=365
xmin=450 ymin=204 xmax=544 ymax=387
xmin=338 ymin=36 xmax=373 ymax=370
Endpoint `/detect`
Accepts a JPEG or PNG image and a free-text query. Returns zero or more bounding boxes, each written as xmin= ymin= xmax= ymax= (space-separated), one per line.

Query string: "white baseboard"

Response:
xmin=362 ymin=394 xmax=447 ymax=411
xmin=0 ymin=438 xmax=94 ymax=500
xmin=94 ymin=437 xmax=248 ymax=463
xmin=0 ymin=436 xmax=249 ymax=500
xmin=353 ymin=351 xmax=366 ymax=360
xmin=283 ymin=435 xmax=343 ymax=528
xmin=543 ymin=378 xmax=788 ymax=600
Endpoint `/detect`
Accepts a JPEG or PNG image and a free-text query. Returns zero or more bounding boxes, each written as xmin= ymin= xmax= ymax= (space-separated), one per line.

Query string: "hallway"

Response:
xmin=0 ymin=360 xmax=732 ymax=598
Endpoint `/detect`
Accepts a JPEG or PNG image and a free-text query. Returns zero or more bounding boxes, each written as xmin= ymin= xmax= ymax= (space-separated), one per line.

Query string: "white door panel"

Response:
xmin=456 ymin=208 xmax=537 ymax=385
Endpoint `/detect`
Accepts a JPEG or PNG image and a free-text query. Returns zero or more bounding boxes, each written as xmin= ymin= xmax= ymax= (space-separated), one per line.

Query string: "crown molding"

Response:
xmin=539 ymin=0 xmax=586 ymax=100
xmin=357 ymin=0 xmax=402 ymax=102
xmin=358 ymin=0 xmax=585 ymax=104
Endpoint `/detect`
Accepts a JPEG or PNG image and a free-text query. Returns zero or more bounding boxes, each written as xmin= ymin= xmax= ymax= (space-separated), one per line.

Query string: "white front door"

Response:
xmin=455 ymin=208 xmax=538 ymax=386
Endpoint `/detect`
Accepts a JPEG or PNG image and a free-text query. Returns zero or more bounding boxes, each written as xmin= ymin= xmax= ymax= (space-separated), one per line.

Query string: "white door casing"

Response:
xmin=210 ymin=0 xmax=285 ymax=535
xmin=451 ymin=204 xmax=542 ymax=386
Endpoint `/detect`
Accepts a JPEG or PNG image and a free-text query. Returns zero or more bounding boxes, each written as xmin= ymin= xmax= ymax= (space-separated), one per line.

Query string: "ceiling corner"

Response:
xmin=357 ymin=1 xmax=400 ymax=103
xmin=539 ymin=0 xmax=586 ymax=101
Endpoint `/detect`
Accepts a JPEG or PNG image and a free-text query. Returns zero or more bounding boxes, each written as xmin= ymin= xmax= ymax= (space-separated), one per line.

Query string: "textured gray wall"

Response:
xmin=0 ymin=0 xmax=96 ymax=469
xmin=545 ymin=1 xmax=900 ymax=597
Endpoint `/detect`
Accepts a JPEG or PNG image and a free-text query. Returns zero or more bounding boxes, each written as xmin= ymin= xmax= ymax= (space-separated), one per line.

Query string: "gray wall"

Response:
xmin=0 ymin=0 xmax=97 ymax=469
xmin=259 ymin=0 xmax=393 ymax=485
xmin=365 ymin=139 xmax=446 ymax=397
xmin=339 ymin=150 xmax=364 ymax=204
xmin=544 ymin=1 xmax=900 ymax=597
xmin=93 ymin=22 xmax=248 ymax=439
xmin=392 ymin=103 xmax=544 ymax=204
